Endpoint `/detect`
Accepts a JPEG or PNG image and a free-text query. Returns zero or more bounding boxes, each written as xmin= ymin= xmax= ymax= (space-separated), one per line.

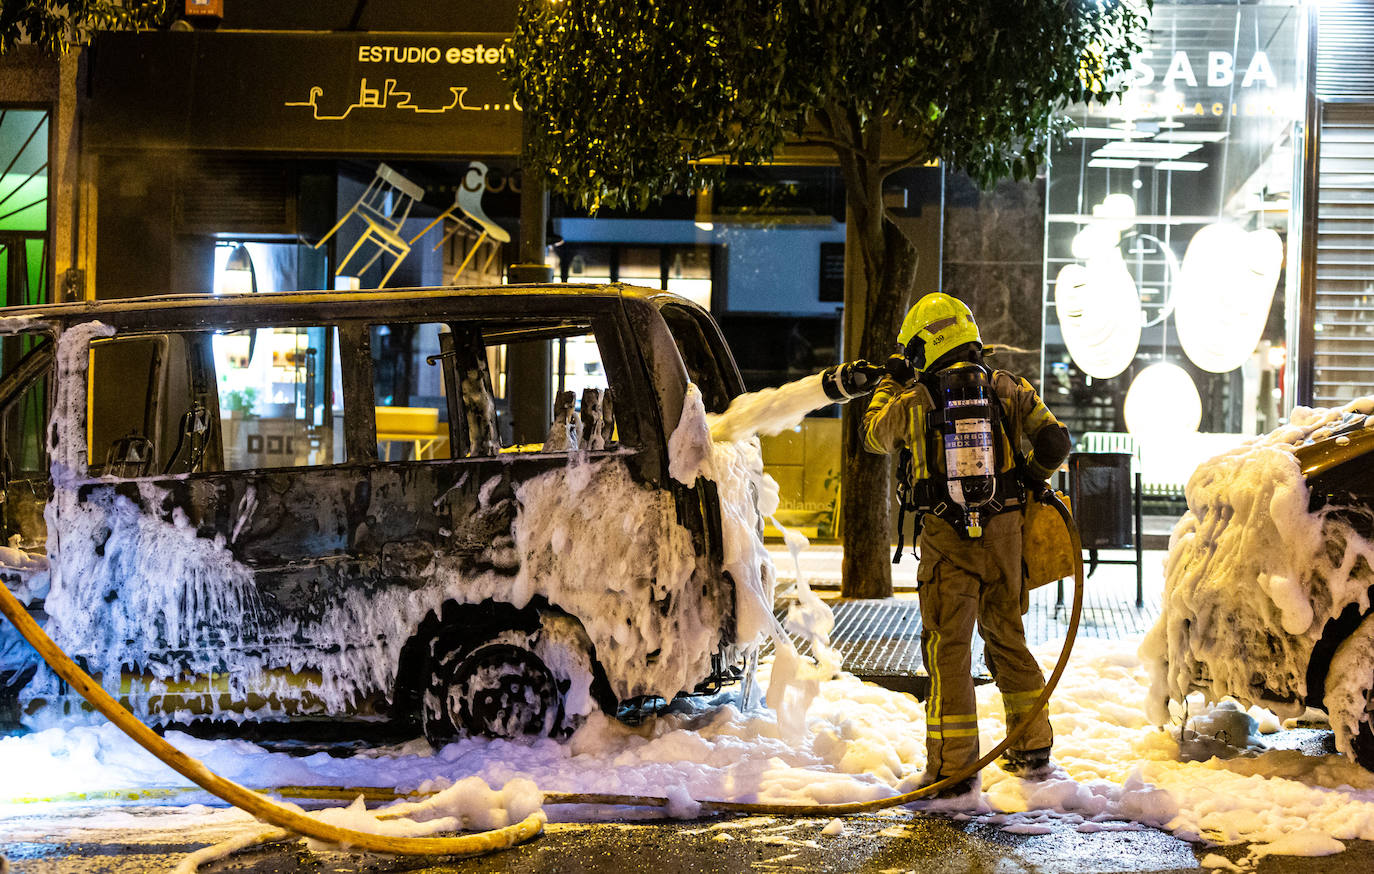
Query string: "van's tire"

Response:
xmin=1323 ymin=612 xmax=1374 ymax=771
xmin=408 ymin=599 xmax=617 ymax=748
xmin=431 ymin=641 xmax=561 ymax=741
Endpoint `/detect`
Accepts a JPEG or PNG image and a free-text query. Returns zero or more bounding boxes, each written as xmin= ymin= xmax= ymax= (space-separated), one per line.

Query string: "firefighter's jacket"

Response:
xmin=861 ymin=369 xmax=1069 ymax=482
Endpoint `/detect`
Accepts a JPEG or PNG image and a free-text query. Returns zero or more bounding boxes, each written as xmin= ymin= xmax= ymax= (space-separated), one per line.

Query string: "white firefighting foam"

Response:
xmin=706 ymin=373 xmax=831 ymax=444
xmin=668 ymin=381 xmax=840 ymax=738
xmin=1141 ymin=398 xmax=1374 ymax=759
xmin=27 ymin=452 xmax=731 ymax=719
xmin=7 ymin=639 xmax=1374 ymax=864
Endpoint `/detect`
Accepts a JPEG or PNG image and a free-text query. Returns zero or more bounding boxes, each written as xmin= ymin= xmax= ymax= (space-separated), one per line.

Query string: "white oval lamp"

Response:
xmin=1054 ymin=258 xmax=1142 ymax=379
xmin=1174 ymin=223 xmax=1284 ymax=373
xmin=1124 ymin=362 xmax=1201 ymax=443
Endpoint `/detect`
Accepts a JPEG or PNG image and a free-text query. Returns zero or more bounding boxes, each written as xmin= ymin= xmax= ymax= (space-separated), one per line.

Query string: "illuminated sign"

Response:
xmin=86 ymin=31 xmax=522 ymax=156
xmin=1132 ymin=50 xmax=1279 ymax=90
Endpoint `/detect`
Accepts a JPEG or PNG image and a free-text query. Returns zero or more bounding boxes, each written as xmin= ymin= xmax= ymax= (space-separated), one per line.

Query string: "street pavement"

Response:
xmin=7 ymin=801 xmax=1374 ymax=874
xmin=6 ymin=546 xmax=1374 ymax=873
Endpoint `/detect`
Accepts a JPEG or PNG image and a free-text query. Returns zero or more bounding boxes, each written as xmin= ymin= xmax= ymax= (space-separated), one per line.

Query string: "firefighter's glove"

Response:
xmin=885 ymin=354 xmax=916 ymax=384
xmin=821 ymin=360 xmax=885 ymax=402
xmin=1019 ymin=467 xmax=1053 ymax=502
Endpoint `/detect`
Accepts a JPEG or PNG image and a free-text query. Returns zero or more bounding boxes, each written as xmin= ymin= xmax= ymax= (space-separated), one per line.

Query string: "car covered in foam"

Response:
xmin=1142 ymin=400 xmax=1374 ymax=770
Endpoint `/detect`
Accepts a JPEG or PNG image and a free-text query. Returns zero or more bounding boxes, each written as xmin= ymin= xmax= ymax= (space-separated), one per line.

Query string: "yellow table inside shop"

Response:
xmin=375 ymin=406 xmax=450 ymax=460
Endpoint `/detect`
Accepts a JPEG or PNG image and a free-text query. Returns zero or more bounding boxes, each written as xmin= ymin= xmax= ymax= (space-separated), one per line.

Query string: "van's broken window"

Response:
xmin=371 ymin=322 xmax=452 ymax=461
xmin=483 ymin=324 xmax=619 ymax=454
xmin=0 ymin=332 xmax=53 ymax=479
xmin=212 ymin=326 xmax=344 ymax=470
xmin=88 ymin=332 xmax=224 ymax=477
xmin=659 ymin=304 xmax=733 ymax=414
xmin=87 ymin=336 xmax=166 ymax=477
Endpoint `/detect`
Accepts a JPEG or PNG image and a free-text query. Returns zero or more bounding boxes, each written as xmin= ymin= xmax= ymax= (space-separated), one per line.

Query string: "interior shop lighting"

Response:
xmin=1153 ymin=131 xmax=1229 ymax=143
xmin=1095 ymin=141 xmax=1203 ymax=160
xmin=1156 ymin=88 xmax=1186 ymax=110
xmin=694 ymin=188 xmax=715 ymax=232
xmin=221 ymin=244 xmax=256 ymax=295
xmin=1068 ymin=126 xmax=1145 ymax=139
xmin=1086 ymin=193 xmax=1137 ymax=231
xmin=1089 ymin=158 xmax=1141 ymax=169
xmin=1172 ymin=223 xmax=1284 ymax=373
xmin=1154 ymin=161 xmax=1209 ymax=172
xmin=1124 ymin=362 xmax=1202 ymax=443
xmin=1267 ymin=345 xmax=1288 ymax=370
xmin=1054 ymin=261 xmax=1142 ymax=379
xmin=1054 ymin=194 xmax=1142 ymax=379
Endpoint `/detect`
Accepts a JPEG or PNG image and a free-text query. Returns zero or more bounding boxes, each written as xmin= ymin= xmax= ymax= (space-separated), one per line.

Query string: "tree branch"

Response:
xmin=823 ymin=103 xmax=866 ymax=203
xmin=793 ymin=133 xmax=851 ymax=151
xmin=879 ymin=148 xmax=932 ymax=177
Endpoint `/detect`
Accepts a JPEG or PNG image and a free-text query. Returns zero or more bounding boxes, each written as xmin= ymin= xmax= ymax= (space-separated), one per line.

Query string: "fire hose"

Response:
xmin=0 ymin=492 xmax=1083 ymax=864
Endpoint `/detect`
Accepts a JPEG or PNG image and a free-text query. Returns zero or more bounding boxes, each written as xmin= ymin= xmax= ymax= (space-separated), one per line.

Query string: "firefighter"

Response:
xmin=861 ymin=292 xmax=1072 ymax=798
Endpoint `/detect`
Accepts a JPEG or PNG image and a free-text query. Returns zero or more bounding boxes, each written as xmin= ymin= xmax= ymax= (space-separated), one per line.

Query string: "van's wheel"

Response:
xmin=439 ymin=642 xmax=561 ymax=740
xmin=1323 ymin=613 xmax=1374 ymax=771
xmin=414 ymin=602 xmax=615 ymax=747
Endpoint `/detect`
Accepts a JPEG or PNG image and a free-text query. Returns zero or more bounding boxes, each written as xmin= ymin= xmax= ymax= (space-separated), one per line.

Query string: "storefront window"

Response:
xmin=1042 ymin=1 xmax=1304 ymax=499
xmin=556 ymin=243 xmax=715 ymax=310
xmin=0 ymin=109 xmax=50 ymax=308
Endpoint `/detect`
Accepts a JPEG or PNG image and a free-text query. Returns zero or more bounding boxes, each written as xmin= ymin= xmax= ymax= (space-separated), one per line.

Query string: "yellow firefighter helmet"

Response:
xmin=897 ymin=292 xmax=981 ymax=370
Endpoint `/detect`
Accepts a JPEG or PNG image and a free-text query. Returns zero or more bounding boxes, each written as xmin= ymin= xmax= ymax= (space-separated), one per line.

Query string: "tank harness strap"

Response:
xmin=893 ymin=502 xmax=907 ymax=565
xmin=989 ymin=373 xmax=1032 ymax=503
xmin=893 ymin=448 xmax=925 ymax=564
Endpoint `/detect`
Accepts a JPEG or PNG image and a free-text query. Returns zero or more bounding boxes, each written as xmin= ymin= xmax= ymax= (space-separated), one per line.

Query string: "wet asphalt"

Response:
xmin=5 ymin=800 xmax=1374 ymax=874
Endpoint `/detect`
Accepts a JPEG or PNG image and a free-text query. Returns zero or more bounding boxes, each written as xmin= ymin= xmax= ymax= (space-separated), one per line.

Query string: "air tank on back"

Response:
xmin=935 ymin=362 xmax=997 ymax=538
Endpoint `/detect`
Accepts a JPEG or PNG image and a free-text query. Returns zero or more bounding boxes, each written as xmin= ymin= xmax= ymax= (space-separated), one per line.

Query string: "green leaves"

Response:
xmin=0 ymin=0 xmax=167 ymax=55
xmin=505 ymin=0 xmax=1149 ymax=209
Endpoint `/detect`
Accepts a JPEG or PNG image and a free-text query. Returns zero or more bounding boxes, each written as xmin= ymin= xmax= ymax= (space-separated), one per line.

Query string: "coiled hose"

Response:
xmin=0 ymin=493 xmax=1083 ymax=857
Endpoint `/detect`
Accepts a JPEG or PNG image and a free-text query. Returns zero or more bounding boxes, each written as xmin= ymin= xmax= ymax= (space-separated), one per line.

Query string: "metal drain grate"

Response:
xmin=770 ymin=582 xmax=1162 ymax=700
xmin=1022 ymin=580 xmax=1162 ymax=645
xmin=770 ymin=599 xmax=989 ymax=699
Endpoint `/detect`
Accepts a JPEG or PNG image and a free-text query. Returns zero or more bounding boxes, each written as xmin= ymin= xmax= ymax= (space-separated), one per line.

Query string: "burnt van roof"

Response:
xmin=0 ymin=283 xmax=702 ymax=330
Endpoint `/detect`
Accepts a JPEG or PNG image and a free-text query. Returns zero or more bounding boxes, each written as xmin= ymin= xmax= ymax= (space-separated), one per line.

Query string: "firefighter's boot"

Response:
xmin=999 ymin=745 xmax=1054 ymax=779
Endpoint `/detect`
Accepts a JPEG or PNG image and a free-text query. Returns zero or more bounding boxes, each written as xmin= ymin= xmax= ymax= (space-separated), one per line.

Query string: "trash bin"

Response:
xmin=1068 ymin=452 xmax=1134 ymax=549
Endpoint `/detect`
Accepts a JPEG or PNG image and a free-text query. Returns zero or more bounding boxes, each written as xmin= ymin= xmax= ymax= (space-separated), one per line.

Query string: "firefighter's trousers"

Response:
xmin=916 ymin=511 xmax=1053 ymax=778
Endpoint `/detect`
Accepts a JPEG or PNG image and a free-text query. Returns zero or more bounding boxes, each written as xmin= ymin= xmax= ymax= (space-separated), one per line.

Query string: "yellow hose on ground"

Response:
xmin=0 ymin=581 xmax=546 ymax=859
xmin=0 ymin=494 xmax=1082 ymax=853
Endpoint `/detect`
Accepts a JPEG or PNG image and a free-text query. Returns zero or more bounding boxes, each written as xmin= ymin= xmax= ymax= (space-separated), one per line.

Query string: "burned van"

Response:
xmin=0 ymin=284 xmax=749 ymax=743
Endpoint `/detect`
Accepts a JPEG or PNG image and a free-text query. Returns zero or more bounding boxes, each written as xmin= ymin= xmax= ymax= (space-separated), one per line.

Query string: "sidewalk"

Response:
xmin=767 ymin=543 xmax=1167 ymax=696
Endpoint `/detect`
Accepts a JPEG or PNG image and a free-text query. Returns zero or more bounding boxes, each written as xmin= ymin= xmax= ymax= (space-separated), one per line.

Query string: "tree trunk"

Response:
xmin=838 ymin=209 xmax=920 ymax=599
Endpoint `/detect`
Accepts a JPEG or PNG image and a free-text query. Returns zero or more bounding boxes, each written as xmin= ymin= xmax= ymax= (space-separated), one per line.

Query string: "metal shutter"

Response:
xmin=175 ymin=158 xmax=294 ymax=235
xmin=1312 ymin=104 xmax=1374 ymax=408
xmin=1317 ymin=1 xmax=1374 ymax=100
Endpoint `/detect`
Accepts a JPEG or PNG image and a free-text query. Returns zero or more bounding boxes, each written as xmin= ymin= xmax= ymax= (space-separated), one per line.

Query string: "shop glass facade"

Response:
xmin=1042 ymin=0 xmax=1304 ymax=500
xmin=0 ymin=108 xmax=52 ymax=477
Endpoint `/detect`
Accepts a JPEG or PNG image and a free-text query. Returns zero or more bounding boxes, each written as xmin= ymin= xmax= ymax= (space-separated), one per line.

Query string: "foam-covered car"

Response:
xmin=1144 ymin=401 xmax=1374 ymax=769
xmin=0 ymin=284 xmax=762 ymax=744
